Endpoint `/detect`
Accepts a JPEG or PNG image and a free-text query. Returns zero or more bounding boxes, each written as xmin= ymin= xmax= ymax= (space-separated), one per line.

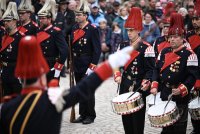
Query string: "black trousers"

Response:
xmin=120 ymin=76 xmax=146 ymax=134
xmin=161 ymin=104 xmax=188 ymax=134
xmin=122 ymin=99 xmax=146 ymax=134
xmin=191 ymin=119 xmax=200 ymax=133
xmin=74 ymin=72 xmax=96 ymax=120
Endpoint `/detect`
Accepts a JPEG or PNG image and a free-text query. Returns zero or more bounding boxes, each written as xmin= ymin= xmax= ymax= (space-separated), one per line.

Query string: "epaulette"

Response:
xmin=53 ymin=26 xmax=61 ymax=31
xmin=143 ymin=41 xmax=151 ymax=46
xmin=144 ymin=45 xmax=155 ymax=57
xmin=32 ymin=21 xmax=38 ymax=27
xmin=187 ymin=53 xmax=198 ymax=66
xmin=91 ymin=24 xmax=96 ymax=28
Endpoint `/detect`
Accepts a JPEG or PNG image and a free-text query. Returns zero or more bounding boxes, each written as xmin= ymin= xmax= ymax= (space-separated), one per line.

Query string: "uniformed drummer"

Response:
xmin=185 ymin=0 xmax=200 ymax=133
xmin=150 ymin=13 xmax=200 ymax=134
xmin=114 ymin=7 xmax=155 ymax=134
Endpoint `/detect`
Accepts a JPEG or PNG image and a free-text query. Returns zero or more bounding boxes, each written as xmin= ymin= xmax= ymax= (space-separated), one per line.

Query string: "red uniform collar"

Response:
xmin=21 ymin=87 xmax=44 ymax=95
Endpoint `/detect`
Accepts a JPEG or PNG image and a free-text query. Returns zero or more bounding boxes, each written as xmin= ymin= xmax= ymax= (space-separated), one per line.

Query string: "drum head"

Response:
xmin=148 ymin=101 xmax=176 ymax=116
xmin=189 ymin=97 xmax=200 ymax=109
xmin=112 ymin=92 xmax=140 ymax=103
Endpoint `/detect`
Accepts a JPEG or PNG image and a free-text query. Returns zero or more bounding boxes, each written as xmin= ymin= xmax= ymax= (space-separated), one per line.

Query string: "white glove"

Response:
xmin=85 ymin=68 xmax=93 ymax=75
xmin=108 ymin=46 xmax=133 ymax=69
xmin=51 ymin=68 xmax=61 ymax=78
xmin=48 ymin=87 xmax=69 ymax=113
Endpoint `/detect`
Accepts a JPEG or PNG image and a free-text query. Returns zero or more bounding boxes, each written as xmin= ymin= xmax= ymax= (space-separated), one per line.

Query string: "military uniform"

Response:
xmin=71 ymin=22 xmax=101 ymax=121
xmin=0 ymin=30 xmax=24 ymax=96
xmin=186 ymin=31 xmax=200 ymax=134
xmin=0 ymin=63 xmax=113 ymax=134
xmin=153 ymin=36 xmax=170 ymax=58
xmin=17 ymin=21 xmax=39 ymax=35
xmin=37 ymin=25 xmax=68 ymax=82
xmin=116 ymin=40 xmax=155 ymax=134
xmin=152 ymin=46 xmax=200 ymax=134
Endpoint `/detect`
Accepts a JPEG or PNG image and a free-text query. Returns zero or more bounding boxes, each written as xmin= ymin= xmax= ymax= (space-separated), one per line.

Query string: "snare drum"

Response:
xmin=148 ymin=92 xmax=162 ymax=107
xmin=111 ymin=92 xmax=144 ymax=115
xmin=188 ymin=97 xmax=200 ymax=120
xmin=147 ymin=101 xmax=180 ymax=128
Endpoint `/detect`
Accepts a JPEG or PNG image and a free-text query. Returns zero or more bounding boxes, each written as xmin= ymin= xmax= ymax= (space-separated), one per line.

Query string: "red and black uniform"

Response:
xmin=37 ymin=25 xmax=68 ymax=82
xmin=116 ymin=40 xmax=155 ymax=134
xmin=152 ymin=46 xmax=200 ymax=134
xmin=0 ymin=30 xmax=24 ymax=96
xmin=153 ymin=36 xmax=170 ymax=58
xmin=71 ymin=22 xmax=101 ymax=121
xmin=186 ymin=30 xmax=200 ymax=134
xmin=17 ymin=21 xmax=39 ymax=35
xmin=0 ymin=62 xmax=112 ymax=134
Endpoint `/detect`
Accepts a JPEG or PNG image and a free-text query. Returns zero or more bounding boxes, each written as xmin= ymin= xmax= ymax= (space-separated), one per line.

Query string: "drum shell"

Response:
xmin=147 ymin=102 xmax=180 ymax=128
xmin=111 ymin=92 xmax=144 ymax=115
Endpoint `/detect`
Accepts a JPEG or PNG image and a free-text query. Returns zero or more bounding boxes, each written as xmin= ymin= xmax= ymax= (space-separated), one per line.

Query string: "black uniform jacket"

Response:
xmin=153 ymin=46 xmax=199 ymax=104
xmin=37 ymin=24 xmax=68 ymax=68
xmin=71 ymin=22 xmax=101 ymax=73
xmin=0 ymin=72 xmax=104 ymax=134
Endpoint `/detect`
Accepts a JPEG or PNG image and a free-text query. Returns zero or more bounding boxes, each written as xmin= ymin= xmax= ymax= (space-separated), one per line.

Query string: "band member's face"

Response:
xmin=75 ymin=13 xmax=87 ymax=23
xmin=39 ymin=17 xmax=51 ymax=28
xmin=3 ymin=19 xmax=16 ymax=33
xmin=168 ymin=35 xmax=183 ymax=49
xmin=19 ymin=12 xmax=30 ymax=23
xmin=162 ymin=25 xmax=169 ymax=36
xmin=192 ymin=17 xmax=200 ymax=29
xmin=127 ymin=29 xmax=139 ymax=40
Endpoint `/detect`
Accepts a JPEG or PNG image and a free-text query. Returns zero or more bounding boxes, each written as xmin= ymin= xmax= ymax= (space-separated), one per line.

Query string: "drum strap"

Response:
xmin=9 ymin=90 xmax=42 ymax=134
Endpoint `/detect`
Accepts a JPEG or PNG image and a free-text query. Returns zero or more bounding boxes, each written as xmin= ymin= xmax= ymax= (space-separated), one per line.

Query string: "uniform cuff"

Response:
xmin=54 ymin=62 xmax=64 ymax=71
xmin=89 ymin=63 xmax=96 ymax=70
xmin=151 ymin=81 xmax=158 ymax=89
xmin=194 ymin=80 xmax=200 ymax=89
xmin=178 ymin=84 xmax=188 ymax=97
xmin=94 ymin=61 xmax=113 ymax=81
xmin=114 ymin=71 xmax=121 ymax=80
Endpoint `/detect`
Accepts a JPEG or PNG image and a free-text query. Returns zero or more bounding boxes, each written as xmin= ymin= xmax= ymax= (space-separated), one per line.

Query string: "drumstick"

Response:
xmin=117 ymin=84 xmax=120 ymax=94
xmin=126 ymin=85 xmax=143 ymax=99
xmin=163 ymin=94 xmax=173 ymax=114
xmin=154 ymin=94 xmax=156 ymax=105
xmin=126 ymin=81 xmax=148 ymax=99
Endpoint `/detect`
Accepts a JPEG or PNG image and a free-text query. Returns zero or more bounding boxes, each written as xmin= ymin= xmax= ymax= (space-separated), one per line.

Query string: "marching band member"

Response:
xmin=114 ymin=7 xmax=155 ymax=134
xmin=0 ymin=35 xmax=133 ymax=134
xmin=153 ymin=18 xmax=170 ymax=58
xmin=186 ymin=0 xmax=200 ymax=133
xmin=0 ymin=2 xmax=24 ymax=97
xmin=37 ymin=0 xmax=68 ymax=82
xmin=17 ymin=0 xmax=39 ymax=36
xmin=71 ymin=0 xmax=101 ymax=124
xmin=150 ymin=13 xmax=200 ymax=134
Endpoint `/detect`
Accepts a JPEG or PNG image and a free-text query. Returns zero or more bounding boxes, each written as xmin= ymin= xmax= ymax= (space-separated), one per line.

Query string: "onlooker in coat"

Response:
xmin=88 ymin=3 xmax=105 ymax=27
xmin=113 ymin=6 xmax=129 ymax=41
xmin=98 ymin=18 xmax=112 ymax=62
xmin=140 ymin=12 xmax=161 ymax=45
xmin=110 ymin=22 xmax=122 ymax=53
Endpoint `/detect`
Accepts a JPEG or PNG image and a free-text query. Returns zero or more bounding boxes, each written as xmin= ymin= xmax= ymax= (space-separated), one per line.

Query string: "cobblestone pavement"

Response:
xmin=60 ymin=76 xmax=193 ymax=134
